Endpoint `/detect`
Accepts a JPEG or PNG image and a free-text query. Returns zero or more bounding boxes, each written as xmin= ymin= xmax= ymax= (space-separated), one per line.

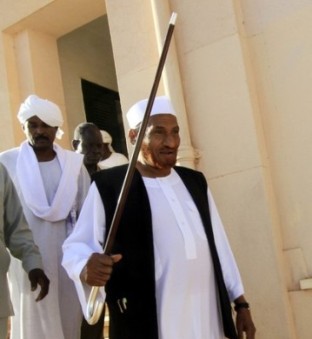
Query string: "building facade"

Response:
xmin=1 ymin=1 xmax=312 ymax=338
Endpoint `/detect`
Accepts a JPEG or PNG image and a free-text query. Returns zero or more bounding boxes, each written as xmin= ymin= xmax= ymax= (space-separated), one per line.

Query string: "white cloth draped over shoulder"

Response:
xmin=0 ymin=142 xmax=90 ymax=339
xmin=62 ymin=169 xmax=244 ymax=339
xmin=16 ymin=141 xmax=82 ymax=221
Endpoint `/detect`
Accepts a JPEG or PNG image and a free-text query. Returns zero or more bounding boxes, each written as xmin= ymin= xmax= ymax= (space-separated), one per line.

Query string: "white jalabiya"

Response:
xmin=62 ymin=169 xmax=244 ymax=339
xmin=0 ymin=143 xmax=90 ymax=339
xmin=98 ymin=152 xmax=129 ymax=170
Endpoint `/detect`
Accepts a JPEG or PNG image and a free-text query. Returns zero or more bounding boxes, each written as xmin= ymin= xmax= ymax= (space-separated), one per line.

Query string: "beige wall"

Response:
xmin=241 ymin=2 xmax=312 ymax=337
xmin=0 ymin=0 xmax=106 ymax=149
xmin=1 ymin=0 xmax=312 ymax=338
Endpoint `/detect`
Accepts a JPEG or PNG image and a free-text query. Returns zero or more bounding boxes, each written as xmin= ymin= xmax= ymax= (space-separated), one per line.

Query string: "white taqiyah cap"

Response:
xmin=17 ymin=94 xmax=64 ymax=139
xmin=126 ymin=96 xmax=176 ymax=128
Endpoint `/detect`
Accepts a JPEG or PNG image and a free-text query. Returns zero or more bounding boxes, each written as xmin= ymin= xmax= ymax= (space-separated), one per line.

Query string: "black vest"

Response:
xmin=92 ymin=165 xmax=238 ymax=339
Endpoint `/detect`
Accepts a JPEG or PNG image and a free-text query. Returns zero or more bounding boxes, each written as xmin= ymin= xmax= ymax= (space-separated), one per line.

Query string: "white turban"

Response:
xmin=126 ymin=95 xmax=177 ymax=129
xmin=17 ymin=94 xmax=64 ymax=139
xmin=100 ymin=130 xmax=114 ymax=152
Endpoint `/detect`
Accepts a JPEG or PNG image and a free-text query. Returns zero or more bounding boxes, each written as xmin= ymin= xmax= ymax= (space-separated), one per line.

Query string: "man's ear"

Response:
xmin=128 ymin=129 xmax=138 ymax=145
xmin=72 ymin=140 xmax=79 ymax=151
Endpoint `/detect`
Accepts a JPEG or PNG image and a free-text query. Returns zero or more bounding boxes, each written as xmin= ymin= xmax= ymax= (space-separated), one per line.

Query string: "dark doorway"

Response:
xmin=81 ymin=79 xmax=128 ymax=156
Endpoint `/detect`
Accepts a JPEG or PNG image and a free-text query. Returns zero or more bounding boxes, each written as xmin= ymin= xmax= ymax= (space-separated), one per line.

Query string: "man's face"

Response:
xmin=23 ymin=115 xmax=57 ymax=151
xmin=140 ymin=114 xmax=180 ymax=170
xmin=76 ymin=129 xmax=103 ymax=166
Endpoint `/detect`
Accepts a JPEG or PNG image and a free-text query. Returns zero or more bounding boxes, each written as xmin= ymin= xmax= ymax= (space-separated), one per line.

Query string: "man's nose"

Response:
xmin=35 ymin=126 xmax=46 ymax=134
xmin=164 ymin=134 xmax=178 ymax=146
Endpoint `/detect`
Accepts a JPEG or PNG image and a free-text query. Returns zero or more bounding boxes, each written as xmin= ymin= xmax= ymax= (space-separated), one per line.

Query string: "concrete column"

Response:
xmin=106 ymin=0 xmax=197 ymax=168
xmin=151 ymin=0 xmax=196 ymax=168
xmin=0 ymin=33 xmax=17 ymax=149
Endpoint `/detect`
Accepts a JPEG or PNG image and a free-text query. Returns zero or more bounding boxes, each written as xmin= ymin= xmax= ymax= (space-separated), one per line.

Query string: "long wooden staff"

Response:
xmin=86 ymin=12 xmax=178 ymax=325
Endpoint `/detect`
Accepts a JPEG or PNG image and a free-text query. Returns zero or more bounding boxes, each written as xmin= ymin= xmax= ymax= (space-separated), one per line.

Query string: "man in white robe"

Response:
xmin=62 ymin=96 xmax=256 ymax=339
xmin=0 ymin=95 xmax=90 ymax=339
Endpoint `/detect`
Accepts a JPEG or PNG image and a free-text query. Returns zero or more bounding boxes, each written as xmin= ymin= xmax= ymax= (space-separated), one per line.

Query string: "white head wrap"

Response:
xmin=100 ymin=130 xmax=114 ymax=152
xmin=126 ymin=95 xmax=176 ymax=129
xmin=17 ymin=94 xmax=64 ymax=139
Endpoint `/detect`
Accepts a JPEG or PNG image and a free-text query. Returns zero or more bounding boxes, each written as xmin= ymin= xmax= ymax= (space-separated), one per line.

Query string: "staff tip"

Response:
xmin=170 ymin=12 xmax=178 ymax=25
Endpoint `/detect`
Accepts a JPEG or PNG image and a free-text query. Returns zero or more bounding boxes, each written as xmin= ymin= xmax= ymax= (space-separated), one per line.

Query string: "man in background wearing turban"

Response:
xmin=0 ymin=95 xmax=90 ymax=339
xmin=62 ymin=96 xmax=256 ymax=339
xmin=98 ymin=130 xmax=128 ymax=170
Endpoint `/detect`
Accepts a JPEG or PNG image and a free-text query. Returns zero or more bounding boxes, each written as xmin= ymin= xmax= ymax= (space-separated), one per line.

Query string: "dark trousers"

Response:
xmin=80 ymin=307 xmax=105 ymax=339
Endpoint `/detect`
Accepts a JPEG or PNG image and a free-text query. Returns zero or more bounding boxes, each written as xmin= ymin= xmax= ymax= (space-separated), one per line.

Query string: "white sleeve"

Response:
xmin=62 ymin=182 xmax=106 ymax=317
xmin=207 ymin=188 xmax=244 ymax=301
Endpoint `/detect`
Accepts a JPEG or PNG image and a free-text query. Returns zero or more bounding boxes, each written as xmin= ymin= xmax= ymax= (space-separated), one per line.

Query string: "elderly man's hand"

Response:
xmin=81 ymin=253 xmax=122 ymax=286
xmin=28 ymin=268 xmax=50 ymax=301
xmin=236 ymin=308 xmax=256 ymax=339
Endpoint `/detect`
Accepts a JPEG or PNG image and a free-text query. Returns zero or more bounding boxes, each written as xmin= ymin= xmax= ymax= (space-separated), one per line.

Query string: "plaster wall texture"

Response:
xmin=1 ymin=1 xmax=311 ymax=337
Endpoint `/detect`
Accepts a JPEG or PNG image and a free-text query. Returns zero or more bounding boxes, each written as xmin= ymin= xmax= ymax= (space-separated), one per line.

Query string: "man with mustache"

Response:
xmin=62 ymin=96 xmax=256 ymax=339
xmin=0 ymin=95 xmax=90 ymax=339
